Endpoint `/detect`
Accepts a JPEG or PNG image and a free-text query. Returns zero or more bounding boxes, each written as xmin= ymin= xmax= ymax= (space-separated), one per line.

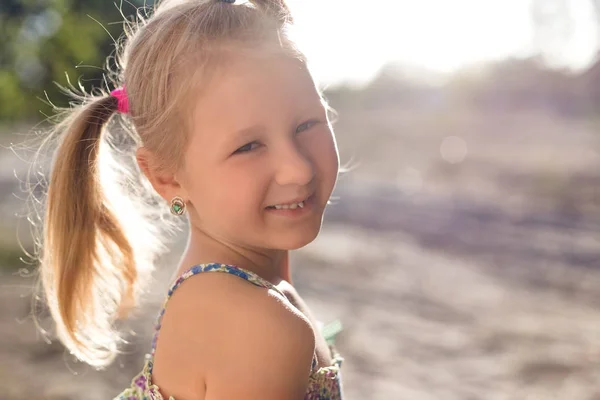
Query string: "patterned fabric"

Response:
xmin=114 ymin=263 xmax=344 ymax=400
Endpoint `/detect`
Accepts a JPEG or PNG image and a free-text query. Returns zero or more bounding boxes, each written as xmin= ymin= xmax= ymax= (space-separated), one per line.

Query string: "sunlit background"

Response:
xmin=289 ymin=0 xmax=599 ymax=84
xmin=1 ymin=1 xmax=600 ymax=399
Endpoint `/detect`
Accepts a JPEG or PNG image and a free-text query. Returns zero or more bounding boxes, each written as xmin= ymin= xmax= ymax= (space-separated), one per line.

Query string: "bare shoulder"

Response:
xmin=152 ymin=271 xmax=316 ymax=400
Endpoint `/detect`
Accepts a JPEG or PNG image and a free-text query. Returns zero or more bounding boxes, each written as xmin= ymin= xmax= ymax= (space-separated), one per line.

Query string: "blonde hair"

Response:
xmin=32 ymin=0 xmax=301 ymax=368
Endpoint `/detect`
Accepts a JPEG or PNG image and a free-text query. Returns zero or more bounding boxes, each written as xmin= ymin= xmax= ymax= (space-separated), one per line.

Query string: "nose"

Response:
xmin=273 ymin=141 xmax=315 ymax=187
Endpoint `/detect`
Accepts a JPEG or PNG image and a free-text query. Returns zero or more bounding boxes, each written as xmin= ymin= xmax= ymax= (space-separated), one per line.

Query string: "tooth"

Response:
xmin=281 ymin=204 xmax=290 ymax=209
xmin=275 ymin=205 xmax=282 ymax=210
xmin=298 ymin=202 xmax=304 ymax=208
xmin=290 ymin=203 xmax=298 ymax=209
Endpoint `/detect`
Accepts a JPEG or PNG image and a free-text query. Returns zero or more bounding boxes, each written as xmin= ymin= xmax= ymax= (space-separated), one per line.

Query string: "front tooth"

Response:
xmin=275 ymin=205 xmax=282 ymax=210
xmin=281 ymin=204 xmax=290 ymax=209
xmin=290 ymin=203 xmax=298 ymax=209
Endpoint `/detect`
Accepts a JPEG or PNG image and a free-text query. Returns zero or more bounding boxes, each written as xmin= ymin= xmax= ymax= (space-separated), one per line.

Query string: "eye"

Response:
xmin=296 ymin=120 xmax=319 ymax=134
xmin=233 ymin=141 xmax=261 ymax=154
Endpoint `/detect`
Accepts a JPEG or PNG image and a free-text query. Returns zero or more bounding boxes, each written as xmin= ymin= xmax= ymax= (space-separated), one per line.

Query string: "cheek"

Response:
xmin=218 ymin=172 xmax=262 ymax=208
xmin=192 ymin=163 xmax=268 ymax=222
xmin=309 ymin=129 xmax=339 ymax=186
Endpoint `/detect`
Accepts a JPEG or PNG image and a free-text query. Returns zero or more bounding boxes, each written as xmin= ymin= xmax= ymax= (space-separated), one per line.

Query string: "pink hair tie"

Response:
xmin=110 ymin=86 xmax=130 ymax=114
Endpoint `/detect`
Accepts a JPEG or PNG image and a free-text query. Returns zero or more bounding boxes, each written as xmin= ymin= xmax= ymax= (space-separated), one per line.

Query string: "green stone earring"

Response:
xmin=170 ymin=196 xmax=186 ymax=216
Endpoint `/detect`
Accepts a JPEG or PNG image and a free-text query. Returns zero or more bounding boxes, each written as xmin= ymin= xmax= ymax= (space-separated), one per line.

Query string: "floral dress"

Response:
xmin=114 ymin=263 xmax=344 ymax=400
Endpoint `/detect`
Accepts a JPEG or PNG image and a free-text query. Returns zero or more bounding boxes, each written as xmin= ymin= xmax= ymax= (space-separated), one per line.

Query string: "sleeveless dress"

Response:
xmin=114 ymin=263 xmax=344 ymax=400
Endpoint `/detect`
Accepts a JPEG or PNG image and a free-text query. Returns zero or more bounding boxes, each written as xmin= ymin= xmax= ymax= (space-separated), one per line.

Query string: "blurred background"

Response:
xmin=1 ymin=0 xmax=600 ymax=399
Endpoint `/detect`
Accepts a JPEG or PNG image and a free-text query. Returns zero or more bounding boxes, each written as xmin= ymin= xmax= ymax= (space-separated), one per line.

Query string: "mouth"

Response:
xmin=265 ymin=193 xmax=315 ymax=212
xmin=266 ymin=199 xmax=306 ymax=210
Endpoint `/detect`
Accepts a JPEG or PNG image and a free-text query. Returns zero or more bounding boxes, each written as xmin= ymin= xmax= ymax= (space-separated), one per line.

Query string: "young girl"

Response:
xmin=37 ymin=0 xmax=343 ymax=399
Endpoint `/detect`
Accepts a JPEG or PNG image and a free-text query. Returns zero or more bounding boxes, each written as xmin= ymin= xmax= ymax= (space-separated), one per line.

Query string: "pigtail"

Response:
xmin=40 ymin=94 xmax=143 ymax=367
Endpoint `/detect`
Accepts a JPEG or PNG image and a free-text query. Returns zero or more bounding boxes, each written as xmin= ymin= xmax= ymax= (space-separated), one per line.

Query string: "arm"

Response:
xmin=204 ymin=279 xmax=315 ymax=399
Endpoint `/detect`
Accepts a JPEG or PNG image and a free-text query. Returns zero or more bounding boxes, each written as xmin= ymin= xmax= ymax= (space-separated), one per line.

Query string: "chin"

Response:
xmin=277 ymin=224 xmax=322 ymax=250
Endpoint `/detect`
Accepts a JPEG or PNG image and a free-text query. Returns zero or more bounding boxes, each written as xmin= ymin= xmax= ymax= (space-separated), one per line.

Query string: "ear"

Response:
xmin=136 ymin=146 xmax=186 ymax=203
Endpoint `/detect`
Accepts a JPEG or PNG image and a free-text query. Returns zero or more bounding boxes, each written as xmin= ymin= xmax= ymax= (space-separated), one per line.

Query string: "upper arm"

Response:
xmin=205 ymin=280 xmax=316 ymax=400
xmin=152 ymin=272 xmax=316 ymax=400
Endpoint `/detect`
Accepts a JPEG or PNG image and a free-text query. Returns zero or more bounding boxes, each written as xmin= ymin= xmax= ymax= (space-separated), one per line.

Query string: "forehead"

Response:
xmin=190 ymin=52 xmax=320 ymax=134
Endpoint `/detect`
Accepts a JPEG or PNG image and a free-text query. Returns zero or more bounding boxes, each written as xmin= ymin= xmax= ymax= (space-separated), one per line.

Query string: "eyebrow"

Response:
xmin=228 ymin=123 xmax=267 ymax=143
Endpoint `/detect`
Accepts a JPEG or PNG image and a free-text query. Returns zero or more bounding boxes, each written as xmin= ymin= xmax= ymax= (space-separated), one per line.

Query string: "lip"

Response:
xmin=267 ymin=194 xmax=313 ymax=208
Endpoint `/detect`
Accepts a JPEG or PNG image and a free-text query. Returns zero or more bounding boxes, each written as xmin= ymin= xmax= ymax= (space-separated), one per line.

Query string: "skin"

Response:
xmin=137 ymin=51 xmax=339 ymax=399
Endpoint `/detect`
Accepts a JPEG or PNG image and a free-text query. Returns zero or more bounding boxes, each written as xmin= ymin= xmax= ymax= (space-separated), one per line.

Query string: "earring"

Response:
xmin=170 ymin=196 xmax=186 ymax=216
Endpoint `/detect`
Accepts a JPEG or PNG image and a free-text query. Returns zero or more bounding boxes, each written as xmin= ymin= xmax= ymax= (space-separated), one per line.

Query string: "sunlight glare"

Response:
xmin=287 ymin=0 xmax=599 ymax=85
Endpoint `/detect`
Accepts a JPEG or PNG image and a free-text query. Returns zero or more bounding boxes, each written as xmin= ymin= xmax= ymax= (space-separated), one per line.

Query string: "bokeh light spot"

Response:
xmin=440 ymin=136 xmax=468 ymax=164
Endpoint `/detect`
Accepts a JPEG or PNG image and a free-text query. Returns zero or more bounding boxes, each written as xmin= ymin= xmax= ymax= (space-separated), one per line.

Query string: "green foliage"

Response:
xmin=0 ymin=243 xmax=27 ymax=271
xmin=0 ymin=0 xmax=144 ymax=122
xmin=0 ymin=70 xmax=27 ymax=119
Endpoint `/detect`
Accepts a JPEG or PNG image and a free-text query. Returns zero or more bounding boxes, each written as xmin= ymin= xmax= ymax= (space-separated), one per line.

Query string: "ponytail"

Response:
xmin=39 ymin=93 xmax=164 ymax=367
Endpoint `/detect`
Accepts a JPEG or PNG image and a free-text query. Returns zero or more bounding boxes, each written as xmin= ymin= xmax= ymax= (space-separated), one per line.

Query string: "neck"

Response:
xmin=177 ymin=224 xmax=290 ymax=285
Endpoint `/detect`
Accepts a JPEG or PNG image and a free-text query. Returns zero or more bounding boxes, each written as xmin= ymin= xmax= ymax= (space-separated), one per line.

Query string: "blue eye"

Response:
xmin=296 ymin=120 xmax=319 ymax=134
xmin=234 ymin=141 xmax=260 ymax=154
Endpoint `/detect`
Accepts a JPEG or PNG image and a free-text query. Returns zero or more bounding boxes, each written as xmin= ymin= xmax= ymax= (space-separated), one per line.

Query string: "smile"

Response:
xmin=265 ymin=194 xmax=315 ymax=215
xmin=267 ymin=200 xmax=305 ymax=210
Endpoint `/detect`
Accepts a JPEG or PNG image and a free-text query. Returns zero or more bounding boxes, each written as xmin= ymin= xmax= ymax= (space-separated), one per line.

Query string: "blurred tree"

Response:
xmin=0 ymin=0 xmax=144 ymax=122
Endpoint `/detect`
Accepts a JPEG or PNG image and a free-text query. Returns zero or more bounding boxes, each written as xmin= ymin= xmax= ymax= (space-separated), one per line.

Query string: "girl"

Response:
xmin=37 ymin=0 xmax=343 ymax=399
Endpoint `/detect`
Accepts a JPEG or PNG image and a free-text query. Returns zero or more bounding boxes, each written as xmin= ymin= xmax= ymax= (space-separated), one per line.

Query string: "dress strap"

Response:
xmin=146 ymin=263 xmax=318 ymax=373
